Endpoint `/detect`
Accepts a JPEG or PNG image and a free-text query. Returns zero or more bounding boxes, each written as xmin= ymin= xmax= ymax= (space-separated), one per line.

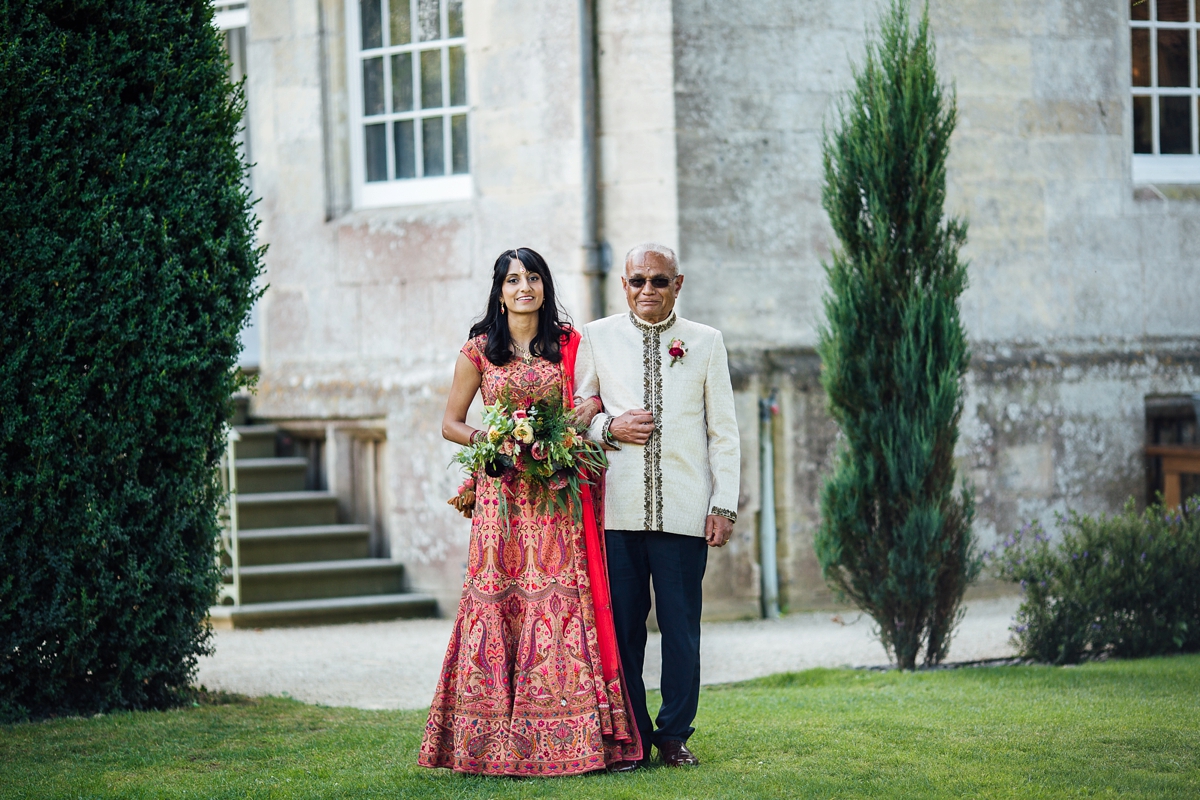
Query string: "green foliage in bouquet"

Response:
xmin=992 ymin=497 xmax=1200 ymax=665
xmin=814 ymin=0 xmax=980 ymax=670
xmin=454 ymin=395 xmax=607 ymax=521
xmin=0 ymin=1 xmax=261 ymax=721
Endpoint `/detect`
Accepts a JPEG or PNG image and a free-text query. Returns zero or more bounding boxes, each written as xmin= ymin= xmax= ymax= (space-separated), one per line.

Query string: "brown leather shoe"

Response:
xmin=657 ymin=739 xmax=700 ymax=767
xmin=606 ymin=760 xmax=641 ymax=774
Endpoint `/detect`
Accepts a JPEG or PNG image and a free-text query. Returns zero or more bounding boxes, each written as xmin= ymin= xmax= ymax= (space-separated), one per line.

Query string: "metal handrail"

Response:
xmin=217 ymin=426 xmax=242 ymax=606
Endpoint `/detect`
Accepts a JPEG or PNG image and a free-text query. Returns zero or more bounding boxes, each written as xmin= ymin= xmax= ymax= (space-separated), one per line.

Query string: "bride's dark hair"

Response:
xmin=469 ymin=247 xmax=572 ymax=366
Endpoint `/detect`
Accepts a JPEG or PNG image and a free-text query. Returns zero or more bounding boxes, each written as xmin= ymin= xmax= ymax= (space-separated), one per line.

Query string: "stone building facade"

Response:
xmin=227 ymin=0 xmax=1200 ymax=617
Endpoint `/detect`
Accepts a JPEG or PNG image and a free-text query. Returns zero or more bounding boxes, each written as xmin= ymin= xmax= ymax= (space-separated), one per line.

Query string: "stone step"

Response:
xmin=209 ymin=592 xmax=437 ymax=629
xmin=236 ymin=491 xmax=338 ymax=530
xmin=236 ymin=524 xmax=371 ymax=566
xmin=235 ymin=457 xmax=308 ymax=494
xmin=231 ymin=558 xmax=406 ymax=604
xmin=234 ymin=424 xmax=278 ymax=459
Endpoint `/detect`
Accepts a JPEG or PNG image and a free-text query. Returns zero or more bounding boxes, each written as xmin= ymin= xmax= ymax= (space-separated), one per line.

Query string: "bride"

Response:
xmin=418 ymin=247 xmax=642 ymax=776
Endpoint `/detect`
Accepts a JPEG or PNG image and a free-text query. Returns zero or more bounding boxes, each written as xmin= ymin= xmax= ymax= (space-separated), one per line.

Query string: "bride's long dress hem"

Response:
xmin=417 ymin=335 xmax=641 ymax=777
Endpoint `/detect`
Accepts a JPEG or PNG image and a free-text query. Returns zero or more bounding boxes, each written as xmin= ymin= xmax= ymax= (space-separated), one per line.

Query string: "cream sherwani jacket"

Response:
xmin=574 ymin=311 xmax=741 ymax=538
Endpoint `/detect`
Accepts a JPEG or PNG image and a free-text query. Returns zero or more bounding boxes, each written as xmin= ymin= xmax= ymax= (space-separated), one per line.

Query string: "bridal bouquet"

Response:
xmin=450 ymin=394 xmax=607 ymax=520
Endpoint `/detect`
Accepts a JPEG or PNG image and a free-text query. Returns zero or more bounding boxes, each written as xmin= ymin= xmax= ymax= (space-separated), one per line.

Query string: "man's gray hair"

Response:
xmin=625 ymin=242 xmax=678 ymax=274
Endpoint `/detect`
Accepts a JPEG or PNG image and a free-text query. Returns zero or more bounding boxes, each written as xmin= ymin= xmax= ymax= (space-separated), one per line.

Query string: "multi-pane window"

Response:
xmin=349 ymin=0 xmax=469 ymax=205
xmin=1131 ymin=0 xmax=1200 ymax=182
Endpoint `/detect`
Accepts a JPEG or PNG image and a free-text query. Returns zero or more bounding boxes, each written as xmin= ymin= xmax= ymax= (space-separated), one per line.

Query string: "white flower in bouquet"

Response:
xmin=513 ymin=421 xmax=535 ymax=444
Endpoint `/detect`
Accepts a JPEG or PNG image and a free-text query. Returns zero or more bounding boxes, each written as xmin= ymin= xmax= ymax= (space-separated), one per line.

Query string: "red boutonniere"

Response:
xmin=668 ymin=338 xmax=688 ymax=367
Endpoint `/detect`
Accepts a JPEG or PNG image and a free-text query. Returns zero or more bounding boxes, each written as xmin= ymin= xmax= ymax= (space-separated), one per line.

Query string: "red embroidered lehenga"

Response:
xmin=418 ymin=332 xmax=641 ymax=776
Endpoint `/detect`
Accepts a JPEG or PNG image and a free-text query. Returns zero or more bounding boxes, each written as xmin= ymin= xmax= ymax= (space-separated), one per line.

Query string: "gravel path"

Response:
xmin=195 ymin=596 xmax=1022 ymax=710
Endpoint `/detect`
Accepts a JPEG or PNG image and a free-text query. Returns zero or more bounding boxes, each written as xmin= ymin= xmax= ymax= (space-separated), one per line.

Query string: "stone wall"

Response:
xmin=596 ymin=0 xmax=681 ymax=309
xmin=961 ymin=343 xmax=1200 ymax=548
xmin=671 ymin=0 xmax=1200 ymax=611
xmin=244 ymin=0 xmax=1200 ymax=618
xmin=723 ymin=343 xmax=1200 ymax=615
xmin=248 ymin=0 xmax=593 ymax=612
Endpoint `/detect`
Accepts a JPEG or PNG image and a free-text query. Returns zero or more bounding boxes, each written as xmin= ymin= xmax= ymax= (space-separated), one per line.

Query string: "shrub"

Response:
xmin=992 ymin=498 xmax=1200 ymax=665
xmin=0 ymin=1 xmax=261 ymax=721
xmin=814 ymin=0 xmax=980 ymax=669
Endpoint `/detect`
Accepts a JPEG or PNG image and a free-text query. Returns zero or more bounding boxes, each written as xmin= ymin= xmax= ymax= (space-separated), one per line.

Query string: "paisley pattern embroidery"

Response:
xmin=419 ymin=336 xmax=641 ymax=776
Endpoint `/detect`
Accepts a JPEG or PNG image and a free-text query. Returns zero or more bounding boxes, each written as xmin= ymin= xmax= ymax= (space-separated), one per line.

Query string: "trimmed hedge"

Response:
xmin=992 ymin=498 xmax=1200 ymax=665
xmin=0 ymin=1 xmax=261 ymax=721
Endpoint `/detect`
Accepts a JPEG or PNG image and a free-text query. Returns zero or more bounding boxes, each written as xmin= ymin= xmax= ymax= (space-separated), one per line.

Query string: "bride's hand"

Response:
xmin=569 ymin=396 xmax=602 ymax=429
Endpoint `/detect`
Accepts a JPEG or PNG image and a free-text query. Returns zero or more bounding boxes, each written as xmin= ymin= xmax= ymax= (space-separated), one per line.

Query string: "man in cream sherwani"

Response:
xmin=574 ymin=243 xmax=740 ymax=769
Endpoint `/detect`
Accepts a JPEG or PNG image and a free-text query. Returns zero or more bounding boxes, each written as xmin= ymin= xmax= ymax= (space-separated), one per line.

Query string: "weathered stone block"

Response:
xmin=265 ymin=288 xmax=310 ymax=362
xmin=1031 ymin=38 xmax=1119 ymax=102
xmin=998 ymin=442 xmax=1055 ymax=496
xmin=940 ymin=38 xmax=1034 ymax=98
xmin=336 ymin=212 xmax=472 ymax=285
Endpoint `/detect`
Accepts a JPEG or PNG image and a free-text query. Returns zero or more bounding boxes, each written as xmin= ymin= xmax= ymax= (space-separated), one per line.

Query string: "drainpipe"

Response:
xmin=759 ymin=390 xmax=780 ymax=619
xmin=579 ymin=0 xmax=608 ymax=321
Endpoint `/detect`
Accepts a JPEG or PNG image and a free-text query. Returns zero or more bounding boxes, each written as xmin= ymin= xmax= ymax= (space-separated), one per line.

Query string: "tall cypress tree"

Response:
xmin=815 ymin=0 xmax=979 ymax=669
xmin=0 ymin=1 xmax=260 ymax=720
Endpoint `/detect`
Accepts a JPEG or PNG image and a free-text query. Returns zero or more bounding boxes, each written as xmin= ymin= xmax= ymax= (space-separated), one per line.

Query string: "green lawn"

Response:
xmin=3 ymin=656 xmax=1198 ymax=799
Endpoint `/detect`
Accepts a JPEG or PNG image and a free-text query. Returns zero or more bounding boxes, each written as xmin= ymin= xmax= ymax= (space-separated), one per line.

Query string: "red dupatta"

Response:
xmin=560 ymin=330 xmax=622 ymax=690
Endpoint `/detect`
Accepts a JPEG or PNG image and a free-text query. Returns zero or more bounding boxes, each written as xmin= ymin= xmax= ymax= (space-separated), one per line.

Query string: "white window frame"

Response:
xmin=1131 ymin=0 xmax=1200 ymax=183
xmin=346 ymin=0 xmax=472 ymax=209
xmin=213 ymin=0 xmax=248 ymax=31
xmin=211 ymin=2 xmax=260 ymax=368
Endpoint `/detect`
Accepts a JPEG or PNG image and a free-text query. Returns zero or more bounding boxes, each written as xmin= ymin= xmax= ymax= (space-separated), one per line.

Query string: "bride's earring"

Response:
xmin=501 ymin=304 xmax=507 ymax=315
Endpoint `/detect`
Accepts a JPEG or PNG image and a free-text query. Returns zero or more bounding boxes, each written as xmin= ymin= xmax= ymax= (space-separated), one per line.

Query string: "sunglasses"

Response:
xmin=627 ymin=276 xmax=674 ymax=289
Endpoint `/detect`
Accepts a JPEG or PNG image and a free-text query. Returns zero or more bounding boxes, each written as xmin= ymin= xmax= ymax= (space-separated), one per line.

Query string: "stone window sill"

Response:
xmin=1133 ymin=155 xmax=1200 ymax=186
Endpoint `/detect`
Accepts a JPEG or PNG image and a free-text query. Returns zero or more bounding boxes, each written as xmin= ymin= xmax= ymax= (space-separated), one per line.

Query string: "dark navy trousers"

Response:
xmin=606 ymin=529 xmax=708 ymax=748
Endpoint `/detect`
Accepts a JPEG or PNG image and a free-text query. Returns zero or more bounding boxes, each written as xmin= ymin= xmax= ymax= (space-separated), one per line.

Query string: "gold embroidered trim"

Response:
xmin=628 ymin=311 xmax=677 ymax=333
xmin=632 ymin=313 xmax=671 ymax=530
xmin=710 ymin=506 xmax=738 ymax=523
xmin=652 ymin=340 xmax=664 ymax=529
xmin=641 ymin=322 xmax=655 ymax=529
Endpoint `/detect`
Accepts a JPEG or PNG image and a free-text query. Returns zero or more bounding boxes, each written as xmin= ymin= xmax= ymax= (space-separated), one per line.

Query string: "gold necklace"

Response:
xmin=512 ymin=342 xmax=534 ymax=364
